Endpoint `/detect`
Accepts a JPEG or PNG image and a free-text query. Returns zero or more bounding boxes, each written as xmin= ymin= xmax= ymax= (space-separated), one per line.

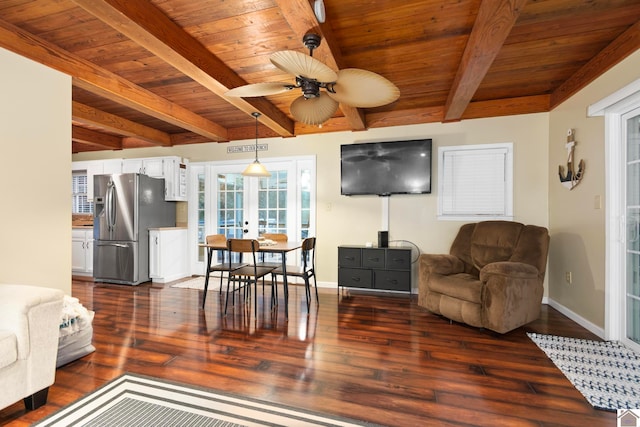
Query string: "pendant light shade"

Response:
xmin=242 ymin=160 xmax=270 ymax=176
xmin=242 ymin=112 xmax=270 ymax=177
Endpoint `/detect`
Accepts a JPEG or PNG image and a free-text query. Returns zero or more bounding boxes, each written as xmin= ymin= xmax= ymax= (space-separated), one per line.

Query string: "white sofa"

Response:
xmin=0 ymin=284 xmax=64 ymax=411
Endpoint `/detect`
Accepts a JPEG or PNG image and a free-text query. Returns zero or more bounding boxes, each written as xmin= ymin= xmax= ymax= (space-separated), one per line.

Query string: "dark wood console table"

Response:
xmin=337 ymin=245 xmax=412 ymax=294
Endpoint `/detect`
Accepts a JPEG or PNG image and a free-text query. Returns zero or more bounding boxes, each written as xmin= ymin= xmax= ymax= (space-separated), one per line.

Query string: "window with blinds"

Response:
xmin=437 ymin=143 xmax=513 ymax=220
xmin=72 ymin=171 xmax=93 ymax=214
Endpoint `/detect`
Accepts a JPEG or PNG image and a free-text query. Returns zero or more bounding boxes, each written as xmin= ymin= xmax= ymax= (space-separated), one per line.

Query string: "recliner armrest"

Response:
xmin=419 ymin=254 xmax=465 ymax=275
xmin=479 ymin=261 xmax=539 ymax=281
xmin=479 ymin=262 xmax=544 ymax=334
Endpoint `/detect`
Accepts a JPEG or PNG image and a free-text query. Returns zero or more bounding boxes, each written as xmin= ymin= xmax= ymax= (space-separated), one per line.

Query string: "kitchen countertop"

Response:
xmin=148 ymin=227 xmax=187 ymax=230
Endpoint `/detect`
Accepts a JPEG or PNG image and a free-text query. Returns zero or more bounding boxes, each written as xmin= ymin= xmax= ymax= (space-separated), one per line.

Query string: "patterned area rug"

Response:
xmin=35 ymin=373 xmax=380 ymax=426
xmin=527 ymin=333 xmax=640 ymax=411
xmin=170 ymin=276 xmax=213 ymax=290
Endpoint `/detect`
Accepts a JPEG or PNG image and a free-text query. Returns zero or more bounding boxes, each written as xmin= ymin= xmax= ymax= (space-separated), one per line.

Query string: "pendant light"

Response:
xmin=242 ymin=112 xmax=270 ymax=177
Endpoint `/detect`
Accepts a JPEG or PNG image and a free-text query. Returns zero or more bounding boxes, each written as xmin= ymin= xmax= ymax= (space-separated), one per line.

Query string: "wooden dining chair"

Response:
xmin=271 ymin=237 xmax=318 ymax=311
xmin=202 ymin=234 xmax=247 ymax=309
xmin=225 ymin=239 xmax=278 ymax=316
xmin=256 ymin=233 xmax=288 ymax=293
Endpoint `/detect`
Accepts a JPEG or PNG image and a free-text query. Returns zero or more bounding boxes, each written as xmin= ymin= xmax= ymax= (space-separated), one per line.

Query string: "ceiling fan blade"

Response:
xmin=225 ymin=82 xmax=292 ymax=97
xmin=290 ymin=94 xmax=339 ymax=125
xmin=271 ymin=50 xmax=337 ymax=83
xmin=327 ymin=69 xmax=400 ymax=108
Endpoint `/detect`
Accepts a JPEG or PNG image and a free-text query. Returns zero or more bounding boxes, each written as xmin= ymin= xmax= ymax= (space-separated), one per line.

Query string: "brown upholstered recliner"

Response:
xmin=418 ymin=221 xmax=550 ymax=334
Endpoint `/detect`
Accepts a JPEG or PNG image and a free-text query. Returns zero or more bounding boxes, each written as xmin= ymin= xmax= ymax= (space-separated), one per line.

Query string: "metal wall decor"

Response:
xmin=558 ymin=128 xmax=585 ymax=190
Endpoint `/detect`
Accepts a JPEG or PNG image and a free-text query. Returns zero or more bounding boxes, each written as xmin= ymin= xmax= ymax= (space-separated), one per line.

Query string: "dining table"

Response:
xmin=199 ymin=240 xmax=302 ymax=319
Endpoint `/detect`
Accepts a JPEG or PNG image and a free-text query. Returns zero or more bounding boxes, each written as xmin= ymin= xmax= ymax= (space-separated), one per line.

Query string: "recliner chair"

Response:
xmin=418 ymin=221 xmax=550 ymax=334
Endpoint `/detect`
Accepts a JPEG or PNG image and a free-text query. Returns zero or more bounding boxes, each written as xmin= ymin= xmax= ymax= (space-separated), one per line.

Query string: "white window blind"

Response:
xmin=72 ymin=171 xmax=93 ymax=214
xmin=438 ymin=143 xmax=513 ymax=220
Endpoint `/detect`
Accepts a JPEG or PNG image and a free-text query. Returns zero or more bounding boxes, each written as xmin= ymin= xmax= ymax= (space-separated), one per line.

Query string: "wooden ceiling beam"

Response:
xmin=444 ymin=0 xmax=527 ymax=122
xmin=0 ymin=17 xmax=228 ymax=142
xmin=462 ymin=94 xmax=551 ymax=119
xmin=72 ymin=125 xmax=122 ymax=150
xmin=274 ymin=0 xmax=367 ymax=131
xmin=550 ymin=20 xmax=640 ymax=109
xmin=72 ymin=0 xmax=294 ymax=137
xmin=72 ymin=102 xmax=171 ymax=146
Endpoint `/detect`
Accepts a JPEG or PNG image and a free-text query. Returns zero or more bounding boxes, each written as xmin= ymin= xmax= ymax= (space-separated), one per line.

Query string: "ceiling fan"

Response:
xmin=225 ymin=33 xmax=400 ymax=125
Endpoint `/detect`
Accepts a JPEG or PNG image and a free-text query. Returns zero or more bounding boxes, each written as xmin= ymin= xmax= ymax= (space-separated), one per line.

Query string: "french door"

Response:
xmin=623 ymin=108 xmax=640 ymax=352
xmin=212 ymin=161 xmax=294 ymax=239
xmin=189 ymin=157 xmax=315 ymax=275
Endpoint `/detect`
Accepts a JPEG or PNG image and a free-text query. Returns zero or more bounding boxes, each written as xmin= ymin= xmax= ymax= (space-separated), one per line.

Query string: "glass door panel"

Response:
xmin=258 ymin=170 xmax=288 ymax=235
xmin=625 ymin=109 xmax=640 ymax=347
xmin=217 ymin=172 xmax=245 ymax=238
xmin=196 ymin=169 xmax=206 ymax=263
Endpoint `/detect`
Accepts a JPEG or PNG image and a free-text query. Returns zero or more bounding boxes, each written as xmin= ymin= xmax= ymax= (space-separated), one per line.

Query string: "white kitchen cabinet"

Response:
xmin=122 ymin=158 xmax=164 ymax=177
xmin=85 ymin=159 xmax=122 ymax=201
xmin=72 ymin=228 xmax=94 ymax=276
xmin=123 ymin=156 xmax=188 ymax=201
xmin=149 ymin=228 xmax=188 ymax=283
xmin=75 ymin=156 xmax=187 ymax=201
xmin=163 ymin=157 xmax=188 ymax=201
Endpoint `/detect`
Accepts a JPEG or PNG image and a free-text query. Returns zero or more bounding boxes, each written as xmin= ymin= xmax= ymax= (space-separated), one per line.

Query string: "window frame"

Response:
xmin=437 ymin=142 xmax=513 ymax=221
xmin=72 ymin=170 xmax=93 ymax=214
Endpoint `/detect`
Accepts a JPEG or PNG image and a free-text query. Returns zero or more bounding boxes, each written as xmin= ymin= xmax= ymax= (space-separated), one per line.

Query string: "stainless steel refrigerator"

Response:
xmin=93 ymin=173 xmax=176 ymax=285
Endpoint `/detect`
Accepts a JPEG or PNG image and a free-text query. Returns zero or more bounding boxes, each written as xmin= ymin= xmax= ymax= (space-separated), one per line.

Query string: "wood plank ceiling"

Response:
xmin=0 ymin=0 xmax=638 ymax=153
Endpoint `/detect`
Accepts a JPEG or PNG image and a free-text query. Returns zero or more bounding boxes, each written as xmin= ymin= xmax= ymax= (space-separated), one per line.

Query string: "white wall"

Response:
xmin=548 ymin=49 xmax=640 ymax=328
xmin=74 ymin=113 xmax=550 ymax=293
xmin=0 ymin=47 xmax=72 ymax=294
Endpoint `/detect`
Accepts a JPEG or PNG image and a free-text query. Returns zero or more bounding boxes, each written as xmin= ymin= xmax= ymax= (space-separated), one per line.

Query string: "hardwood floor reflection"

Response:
xmin=0 ymin=279 xmax=615 ymax=426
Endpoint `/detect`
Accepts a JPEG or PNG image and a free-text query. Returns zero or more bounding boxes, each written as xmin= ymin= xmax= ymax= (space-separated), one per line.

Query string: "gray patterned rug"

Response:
xmin=35 ymin=374 xmax=380 ymax=426
xmin=170 ymin=276 xmax=209 ymax=290
xmin=528 ymin=333 xmax=640 ymax=411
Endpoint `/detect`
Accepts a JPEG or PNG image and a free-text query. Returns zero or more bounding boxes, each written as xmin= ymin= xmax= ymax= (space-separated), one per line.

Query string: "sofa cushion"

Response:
xmin=428 ymin=273 xmax=483 ymax=304
xmin=470 ymin=221 xmax=524 ymax=270
xmin=0 ymin=330 xmax=17 ymax=370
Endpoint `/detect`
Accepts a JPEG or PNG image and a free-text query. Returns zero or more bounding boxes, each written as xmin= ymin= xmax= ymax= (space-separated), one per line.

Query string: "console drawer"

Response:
xmin=362 ymin=248 xmax=385 ymax=269
xmin=374 ymin=270 xmax=411 ymax=291
xmin=338 ymin=247 xmax=361 ymax=268
xmin=386 ymin=249 xmax=411 ymax=270
xmin=338 ymin=267 xmax=372 ymax=288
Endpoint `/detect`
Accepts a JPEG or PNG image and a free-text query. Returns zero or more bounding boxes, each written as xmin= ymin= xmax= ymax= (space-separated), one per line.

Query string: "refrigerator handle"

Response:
xmin=106 ymin=179 xmax=116 ymax=232
xmin=96 ymin=242 xmax=129 ymax=248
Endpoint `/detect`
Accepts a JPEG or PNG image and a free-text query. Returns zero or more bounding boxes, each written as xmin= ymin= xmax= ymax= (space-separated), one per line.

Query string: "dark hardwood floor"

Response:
xmin=0 ymin=278 xmax=615 ymax=426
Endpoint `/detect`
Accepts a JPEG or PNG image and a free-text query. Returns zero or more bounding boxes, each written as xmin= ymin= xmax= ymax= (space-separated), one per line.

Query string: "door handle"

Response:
xmin=97 ymin=242 xmax=129 ymax=248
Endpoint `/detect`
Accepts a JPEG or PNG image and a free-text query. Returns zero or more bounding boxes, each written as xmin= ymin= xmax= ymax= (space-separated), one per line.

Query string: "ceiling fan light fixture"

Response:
xmin=290 ymin=95 xmax=338 ymax=125
xmin=224 ymin=34 xmax=400 ymax=126
xmin=298 ymin=77 xmax=320 ymax=99
xmin=242 ymin=112 xmax=270 ymax=177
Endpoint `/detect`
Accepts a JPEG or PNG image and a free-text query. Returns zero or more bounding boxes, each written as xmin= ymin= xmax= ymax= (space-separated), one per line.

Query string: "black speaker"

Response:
xmin=378 ymin=231 xmax=388 ymax=248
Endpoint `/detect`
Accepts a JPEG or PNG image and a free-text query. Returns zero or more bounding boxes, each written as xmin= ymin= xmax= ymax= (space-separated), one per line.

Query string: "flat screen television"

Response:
xmin=340 ymin=139 xmax=432 ymax=196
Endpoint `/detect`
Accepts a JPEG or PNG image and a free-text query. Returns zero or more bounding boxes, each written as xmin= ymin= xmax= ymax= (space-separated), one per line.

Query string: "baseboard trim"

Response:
xmin=545 ymin=297 xmax=605 ymax=339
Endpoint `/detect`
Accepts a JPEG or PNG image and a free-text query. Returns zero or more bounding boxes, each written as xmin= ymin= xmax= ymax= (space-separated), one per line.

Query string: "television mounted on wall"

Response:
xmin=340 ymin=138 xmax=432 ymax=196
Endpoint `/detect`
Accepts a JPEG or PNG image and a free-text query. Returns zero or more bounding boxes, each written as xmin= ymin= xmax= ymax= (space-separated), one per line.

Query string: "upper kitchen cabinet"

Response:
xmin=162 ymin=157 xmax=188 ymax=202
xmin=85 ymin=159 xmax=122 ymax=201
xmin=122 ymin=158 xmax=164 ymax=177
xmin=73 ymin=156 xmax=188 ymax=202
xmin=122 ymin=157 xmax=188 ymax=201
